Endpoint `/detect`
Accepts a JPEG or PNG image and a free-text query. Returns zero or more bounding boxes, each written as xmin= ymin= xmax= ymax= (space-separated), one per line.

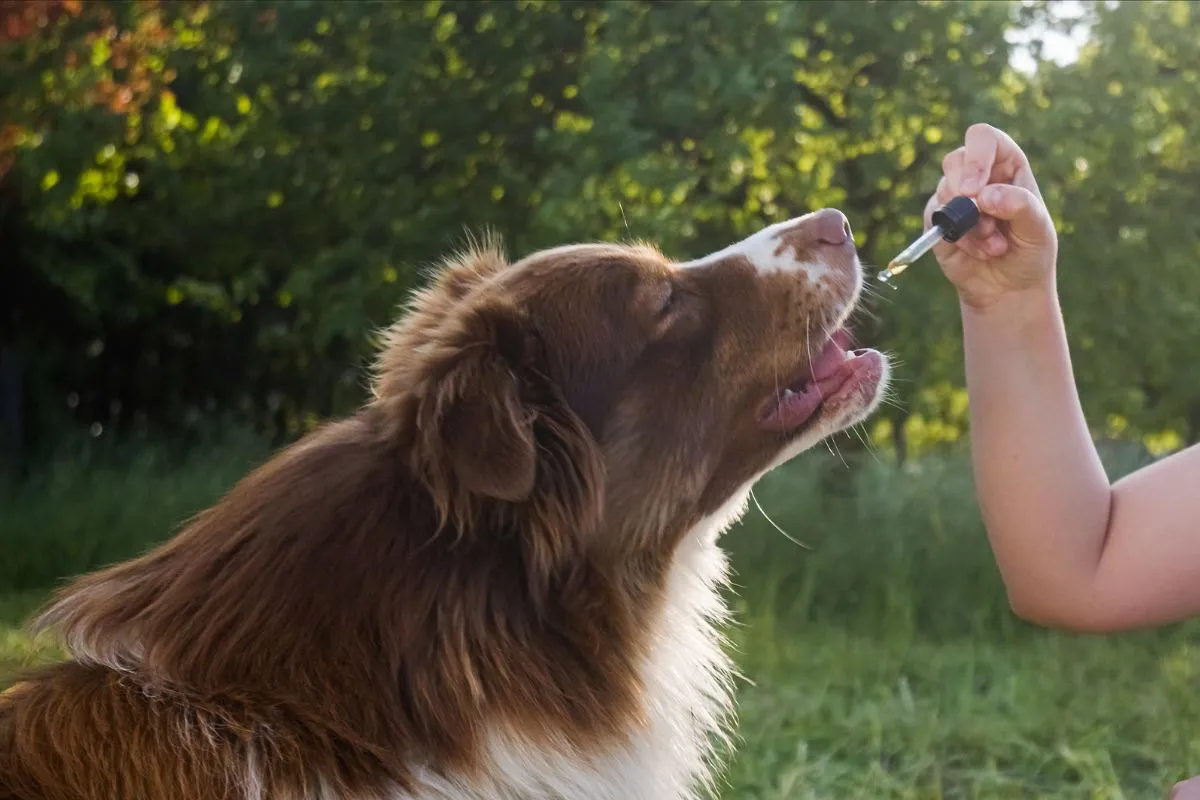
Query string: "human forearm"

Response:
xmin=928 ymin=123 xmax=1200 ymax=634
xmin=960 ymin=286 xmax=1114 ymax=627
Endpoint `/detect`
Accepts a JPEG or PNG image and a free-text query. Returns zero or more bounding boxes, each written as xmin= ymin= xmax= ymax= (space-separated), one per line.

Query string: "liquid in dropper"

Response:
xmin=877 ymin=195 xmax=981 ymax=286
xmin=877 ymin=223 xmax=945 ymax=284
xmin=876 ymin=261 xmax=906 ymax=288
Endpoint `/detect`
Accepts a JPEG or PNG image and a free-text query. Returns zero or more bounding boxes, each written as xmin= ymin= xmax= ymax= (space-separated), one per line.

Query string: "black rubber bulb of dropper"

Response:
xmin=931 ymin=195 xmax=981 ymax=242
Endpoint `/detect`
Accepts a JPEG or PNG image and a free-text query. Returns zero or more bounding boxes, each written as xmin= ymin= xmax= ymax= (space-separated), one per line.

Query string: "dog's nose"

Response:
xmin=813 ymin=209 xmax=852 ymax=246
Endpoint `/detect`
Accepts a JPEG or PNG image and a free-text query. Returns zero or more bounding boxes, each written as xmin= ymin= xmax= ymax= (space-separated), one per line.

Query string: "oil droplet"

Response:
xmin=877 ymin=260 xmax=909 ymax=289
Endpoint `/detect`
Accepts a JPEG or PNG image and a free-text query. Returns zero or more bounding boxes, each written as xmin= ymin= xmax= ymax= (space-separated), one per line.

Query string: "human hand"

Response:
xmin=923 ymin=123 xmax=1059 ymax=313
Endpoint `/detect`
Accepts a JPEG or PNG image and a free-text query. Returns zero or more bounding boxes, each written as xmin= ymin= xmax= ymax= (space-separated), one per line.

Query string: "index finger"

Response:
xmin=960 ymin=123 xmax=1030 ymax=195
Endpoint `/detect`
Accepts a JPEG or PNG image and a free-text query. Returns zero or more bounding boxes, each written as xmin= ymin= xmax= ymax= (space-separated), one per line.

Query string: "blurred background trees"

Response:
xmin=1 ymin=0 xmax=1197 ymax=467
xmin=3 ymin=8 xmax=1199 ymax=792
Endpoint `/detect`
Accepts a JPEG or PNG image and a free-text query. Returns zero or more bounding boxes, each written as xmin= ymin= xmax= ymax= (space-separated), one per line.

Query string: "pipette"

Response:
xmin=877 ymin=195 xmax=980 ymax=284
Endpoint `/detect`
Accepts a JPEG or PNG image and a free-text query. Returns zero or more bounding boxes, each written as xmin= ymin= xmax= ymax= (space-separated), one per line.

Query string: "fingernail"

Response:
xmin=979 ymin=186 xmax=1001 ymax=205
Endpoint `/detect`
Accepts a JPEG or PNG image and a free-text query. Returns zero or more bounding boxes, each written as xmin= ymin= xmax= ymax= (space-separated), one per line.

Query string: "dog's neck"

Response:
xmin=403 ymin=488 xmax=749 ymax=800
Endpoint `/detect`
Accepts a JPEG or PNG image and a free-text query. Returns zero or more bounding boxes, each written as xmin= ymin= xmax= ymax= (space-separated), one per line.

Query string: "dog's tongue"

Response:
xmin=761 ymin=329 xmax=860 ymax=433
xmin=810 ymin=335 xmax=851 ymax=381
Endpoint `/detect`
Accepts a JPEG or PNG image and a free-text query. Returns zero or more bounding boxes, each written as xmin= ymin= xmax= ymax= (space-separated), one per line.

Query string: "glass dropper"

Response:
xmin=878 ymin=195 xmax=981 ymax=284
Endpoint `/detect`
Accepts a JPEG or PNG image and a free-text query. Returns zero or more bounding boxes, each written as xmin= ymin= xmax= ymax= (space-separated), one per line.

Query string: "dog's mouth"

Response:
xmin=758 ymin=328 xmax=885 ymax=434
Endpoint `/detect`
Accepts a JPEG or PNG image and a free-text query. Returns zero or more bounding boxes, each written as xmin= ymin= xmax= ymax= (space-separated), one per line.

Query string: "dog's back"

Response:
xmin=2 ymin=664 xmax=243 ymax=799
xmin=0 ymin=414 xmax=431 ymax=799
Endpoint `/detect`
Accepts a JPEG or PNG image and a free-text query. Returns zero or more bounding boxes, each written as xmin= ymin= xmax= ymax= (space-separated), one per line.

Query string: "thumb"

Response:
xmin=976 ymin=183 xmax=1050 ymax=239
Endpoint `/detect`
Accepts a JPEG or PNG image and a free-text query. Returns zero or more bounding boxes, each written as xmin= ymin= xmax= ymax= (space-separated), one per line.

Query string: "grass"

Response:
xmin=3 ymin=433 xmax=1198 ymax=797
xmin=723 ymin=625 xmax=1200 ymax=798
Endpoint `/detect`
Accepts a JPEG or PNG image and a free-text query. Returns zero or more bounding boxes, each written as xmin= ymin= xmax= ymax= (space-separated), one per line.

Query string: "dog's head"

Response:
xmin=375 ymin=210 xmax=888 ymax=565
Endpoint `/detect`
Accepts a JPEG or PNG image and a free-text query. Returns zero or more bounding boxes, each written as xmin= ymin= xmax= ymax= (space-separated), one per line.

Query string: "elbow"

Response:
xmin=1006 ymin=592 xmax=1065 ymax=628
xmin=1006 ymin=590 xmax=1123 ymax=634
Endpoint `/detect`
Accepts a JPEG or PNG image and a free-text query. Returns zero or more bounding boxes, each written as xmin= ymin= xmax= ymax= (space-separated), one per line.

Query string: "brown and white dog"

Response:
xmin=0 ymin=209 xmax=888 ymax=799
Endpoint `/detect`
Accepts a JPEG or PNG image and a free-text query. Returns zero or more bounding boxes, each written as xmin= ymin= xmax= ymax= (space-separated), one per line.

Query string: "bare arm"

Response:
xmin=963 ymin=289 xmax=1200 ymax=632
xmin=930 ymin=123 xmax=1200 ymax=633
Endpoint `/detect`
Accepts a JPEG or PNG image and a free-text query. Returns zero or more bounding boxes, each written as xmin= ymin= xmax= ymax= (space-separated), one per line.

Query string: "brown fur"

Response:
xmin=0 ymin=217 xmax=875 ymax=799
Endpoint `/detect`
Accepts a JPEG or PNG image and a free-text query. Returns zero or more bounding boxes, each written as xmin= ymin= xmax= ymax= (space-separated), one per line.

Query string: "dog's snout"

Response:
xmin=812 ymin=208 xmax=852 ymax=247
xmin=678 ymin=207 xmax=860 ymax=279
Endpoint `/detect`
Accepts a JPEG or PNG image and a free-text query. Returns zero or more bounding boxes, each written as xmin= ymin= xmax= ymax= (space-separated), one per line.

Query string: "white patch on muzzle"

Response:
xmin=678 ymin=216 xmax=830 ymax=281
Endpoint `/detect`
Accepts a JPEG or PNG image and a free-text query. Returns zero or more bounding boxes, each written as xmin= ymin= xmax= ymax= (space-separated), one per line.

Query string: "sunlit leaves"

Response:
xmin=1020 ymin=0 xmax=1200 ymax=445
xmin=6 ymin=0 xmax=1196 ymax=447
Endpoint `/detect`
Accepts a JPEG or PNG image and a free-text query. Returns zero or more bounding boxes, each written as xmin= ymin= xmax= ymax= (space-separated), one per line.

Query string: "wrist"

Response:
xmin=959 ymin=282 xmax=1062 ymax=340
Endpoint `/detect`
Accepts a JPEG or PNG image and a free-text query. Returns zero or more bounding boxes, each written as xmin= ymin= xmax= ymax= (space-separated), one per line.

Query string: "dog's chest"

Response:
xmin=400 ymin=498 xmax=746 ymax=800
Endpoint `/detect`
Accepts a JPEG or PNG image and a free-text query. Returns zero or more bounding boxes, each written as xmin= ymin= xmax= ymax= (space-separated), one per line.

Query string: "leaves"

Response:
xmin=2 ymin=0 xmax=1197 ymax=448
xmin=1017 ymin=1 xmax=1200 ymax=446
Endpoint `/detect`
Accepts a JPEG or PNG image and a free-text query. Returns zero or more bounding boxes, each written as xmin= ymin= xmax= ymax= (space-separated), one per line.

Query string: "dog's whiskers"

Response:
xmin=828 ymin=435 xmax=848 ymax=469
xmin=750 ymin=487 xmax=810 ymax=550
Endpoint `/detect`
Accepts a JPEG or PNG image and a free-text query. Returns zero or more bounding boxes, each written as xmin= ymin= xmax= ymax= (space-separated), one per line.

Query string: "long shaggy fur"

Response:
xmin=1 ymin=215 xmax=885 ymax=799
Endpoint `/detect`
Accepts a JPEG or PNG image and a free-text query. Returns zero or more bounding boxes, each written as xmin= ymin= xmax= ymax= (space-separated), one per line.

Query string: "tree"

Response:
xmin=1023 ymin=0 xmax=1199 ymax=450
xmin=15 ymin=0 xmax=1187 ymax=459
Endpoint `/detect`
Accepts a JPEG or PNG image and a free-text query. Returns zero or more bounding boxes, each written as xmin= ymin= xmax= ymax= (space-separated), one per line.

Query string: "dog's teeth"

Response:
xmin=782 ymin=388 xmax=796 ymax=399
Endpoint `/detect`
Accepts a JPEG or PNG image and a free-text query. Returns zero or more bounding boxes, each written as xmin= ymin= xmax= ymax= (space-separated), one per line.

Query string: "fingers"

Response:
xmin=959 ymin=124 xmax=998 ymax=195
xmin=960 ymin=122 xmax=1038 ymax=197
xmin=922 ymin=124 xmax=1054 ymax=278
xmin=927 ymin=171 xmax=1000 ymax=253
xmin=954 ymin=226 xmax=1008 ymax=261
xmin=941 ymin=124 xmax=1041 ymax=202
xmin=924 ymin=183 xmax=1007 ymax=262
xmin=941 ymin=150 xmax=964 ymax=199
xmin=976 ymin=183 xmax=1045 ymax=229
xmin=975 ymin=213 xmax=998 ymax=239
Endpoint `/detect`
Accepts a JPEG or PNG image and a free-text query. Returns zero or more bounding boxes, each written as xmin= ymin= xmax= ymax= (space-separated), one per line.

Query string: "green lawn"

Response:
xmin=3 ymin=597 xmax=1195 ymax=798
xmin=0 ymin=593 xmax=62 ymax=688
xmin=3 ymin=436 xmax=1196 ymax=797
xmin=723 ymin=624 xmax=1199 ymax=798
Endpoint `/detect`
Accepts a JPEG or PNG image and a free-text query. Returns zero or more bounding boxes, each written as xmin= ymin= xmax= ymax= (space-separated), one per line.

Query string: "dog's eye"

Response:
xmin=658 ymin=284 xmax=678 ymax=318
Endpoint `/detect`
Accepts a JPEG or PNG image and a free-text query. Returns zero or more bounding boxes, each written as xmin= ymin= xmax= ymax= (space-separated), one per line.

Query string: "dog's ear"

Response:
xmin=414 ymin=297 xmax=603 ymax=550
xmin=408 ymin=295 xmax=605 ymax=584
xmin=372 ymin=232 xmax=509 ymax=404
xmin=427 ymin=300 xmax=538 ymax=502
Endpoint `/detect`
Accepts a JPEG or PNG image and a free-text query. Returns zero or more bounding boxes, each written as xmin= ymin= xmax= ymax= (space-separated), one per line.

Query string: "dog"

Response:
xmin=0 ymin=209 xmax=888 ymax=799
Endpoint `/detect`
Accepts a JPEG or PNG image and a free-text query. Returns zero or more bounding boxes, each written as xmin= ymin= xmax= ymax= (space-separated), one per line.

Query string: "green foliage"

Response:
xmin=1025 ymin=1 xmax=1200 ymax=444
xmin=1 ymin=0 xmax=1197 ymax=450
